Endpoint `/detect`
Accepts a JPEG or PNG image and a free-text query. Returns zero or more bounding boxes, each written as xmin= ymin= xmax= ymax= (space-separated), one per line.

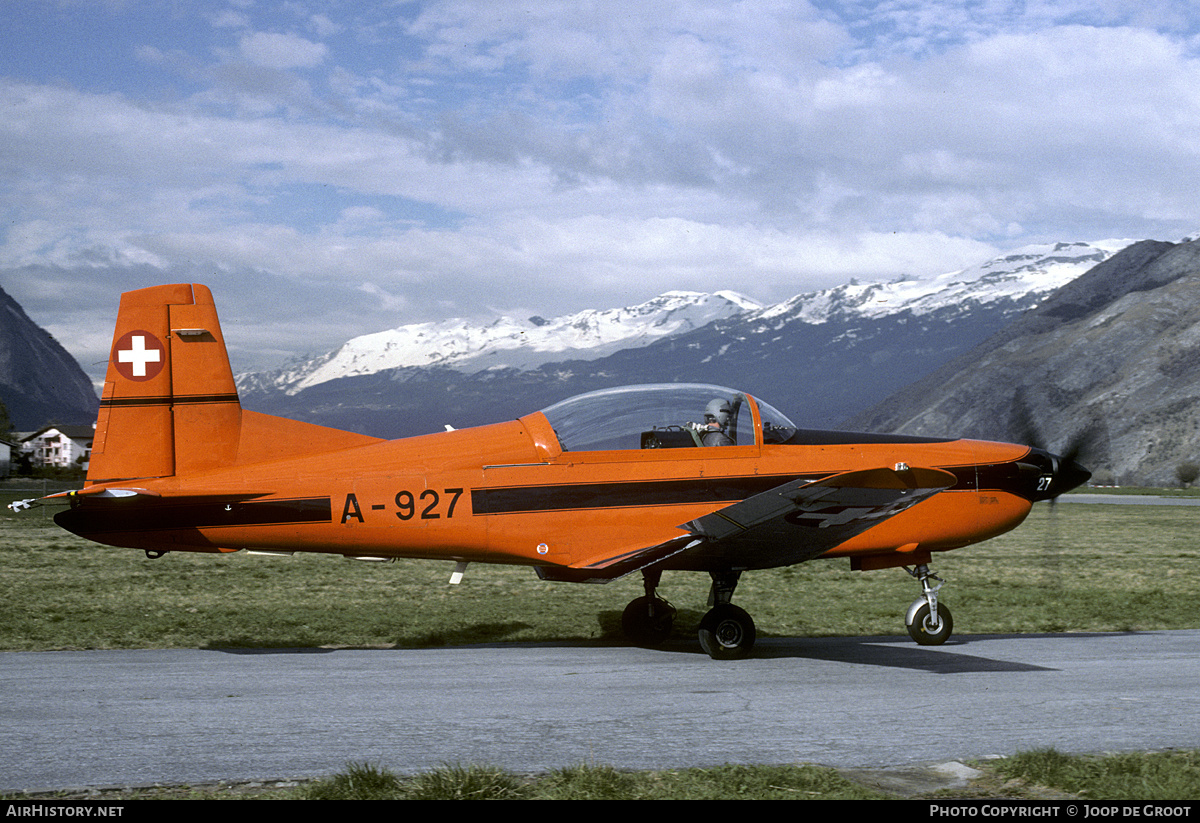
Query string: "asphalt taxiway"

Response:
xmin=3 ymin=630 xmax=1199 ymax=793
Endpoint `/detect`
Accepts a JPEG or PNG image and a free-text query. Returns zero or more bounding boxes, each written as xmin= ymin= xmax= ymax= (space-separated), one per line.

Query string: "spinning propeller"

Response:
xmin=1009 ymin=389 xmax=1099 ymax=503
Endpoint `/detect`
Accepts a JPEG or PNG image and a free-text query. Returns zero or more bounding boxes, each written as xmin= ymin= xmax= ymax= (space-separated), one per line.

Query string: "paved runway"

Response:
xmin=1060 ymin=494 xmax=1200 ymax=506
xmin=3 ymin=630 xmax=1199 ymax=792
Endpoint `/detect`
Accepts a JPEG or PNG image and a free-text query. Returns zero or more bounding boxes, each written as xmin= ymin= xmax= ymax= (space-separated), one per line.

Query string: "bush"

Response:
xmin=302 ymin=762 xmax=403 ymax=800
xmin=405 ymin=763 xmax=529 ymax=800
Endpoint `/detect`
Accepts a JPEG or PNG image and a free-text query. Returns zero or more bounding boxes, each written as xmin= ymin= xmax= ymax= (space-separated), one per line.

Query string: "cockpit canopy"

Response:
xmin=539 ymin=384 xmax=799 ymax=452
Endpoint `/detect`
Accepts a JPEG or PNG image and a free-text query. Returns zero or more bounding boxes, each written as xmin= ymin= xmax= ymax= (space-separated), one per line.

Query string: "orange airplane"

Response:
xmin=11 ymin=284 xmax=1091 ymax=659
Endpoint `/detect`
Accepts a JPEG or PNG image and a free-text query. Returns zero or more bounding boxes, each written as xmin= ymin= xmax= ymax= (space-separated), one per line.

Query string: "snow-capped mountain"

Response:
xmin=754 ymin=239 xmax=1131 ymax=326
xmin=235 ymin=232 xmax=1200 ymax=483
xmin=846 ymin=237 xmax=1200 ymax=485
xmin=238 ymin=238 xmax=1133 ymax=399
xmin=240 ymin=290 xmax=762 ymax=396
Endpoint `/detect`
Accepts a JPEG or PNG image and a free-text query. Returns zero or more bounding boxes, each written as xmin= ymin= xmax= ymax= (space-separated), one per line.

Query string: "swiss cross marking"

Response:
xmin=119 ymin=336 xmax=159 ymax=375
xmin=112 ymin=330 xmax=166 ymax=381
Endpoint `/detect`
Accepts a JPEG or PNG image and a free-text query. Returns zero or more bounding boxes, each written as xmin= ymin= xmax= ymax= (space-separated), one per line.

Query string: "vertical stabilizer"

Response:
xmin=88 ymin=284 xmax=242 ymax=483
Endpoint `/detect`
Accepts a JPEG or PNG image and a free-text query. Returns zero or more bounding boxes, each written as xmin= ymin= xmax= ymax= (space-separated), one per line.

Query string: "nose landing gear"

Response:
xmin=904 ymin=564 xmax=953 ymax=645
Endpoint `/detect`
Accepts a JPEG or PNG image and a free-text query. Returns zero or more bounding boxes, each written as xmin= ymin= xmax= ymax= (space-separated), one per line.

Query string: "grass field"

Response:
xmin=2 ymin=488 xmax=1197 ymax=651
xmin=10 ymin=750 xmax=1200 ymax=800
xmin=3 ymin=488 xmax=1198 ymax=800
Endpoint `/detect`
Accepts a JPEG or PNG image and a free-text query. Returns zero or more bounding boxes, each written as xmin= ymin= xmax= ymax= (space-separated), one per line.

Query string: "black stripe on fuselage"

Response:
xmin=100 ymin=393 xmax=241 ymax=408
xmin=473 ymin=459 xmax=1041 ymax=515
xmin=472 ymin=475 xmax=822 ymax=515
xmin=945 ymin=462 xmax=1041 ymax=500
xmin=55 ymin=496 xmax=331 ymax=535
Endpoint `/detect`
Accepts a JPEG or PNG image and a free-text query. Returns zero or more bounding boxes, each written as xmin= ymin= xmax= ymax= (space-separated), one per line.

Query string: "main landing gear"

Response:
xmin=698 ymin=571 xmax=756 ymax=660
xmin=904 ymin=563 xmax=953 ymax=645
xmin=621 ymin=570 xmax=757 ymax=660
xmin=622 ymin=564 xmax=950 ymax=658
xmin=620 ymin=569 xmax=677 ymax=648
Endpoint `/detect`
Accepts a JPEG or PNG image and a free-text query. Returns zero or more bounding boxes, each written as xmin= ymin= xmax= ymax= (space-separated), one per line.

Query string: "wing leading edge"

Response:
xmin=537 ymin=465 xmax=956 ymax=583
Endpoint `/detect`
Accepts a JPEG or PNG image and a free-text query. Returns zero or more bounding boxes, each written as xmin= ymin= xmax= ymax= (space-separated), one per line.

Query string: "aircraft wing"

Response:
xmin=676 ymin=465 xmax=956 ymax=569
xmin=536 ymin=533 xmax=704 ymax=584
xmin=537 ymin=465 xmax=956 ymax=582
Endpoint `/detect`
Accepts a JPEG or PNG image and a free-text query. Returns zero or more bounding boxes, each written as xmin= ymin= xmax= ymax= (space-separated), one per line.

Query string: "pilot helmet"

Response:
xmin=705 ymin=398 xmax=733 ymax=428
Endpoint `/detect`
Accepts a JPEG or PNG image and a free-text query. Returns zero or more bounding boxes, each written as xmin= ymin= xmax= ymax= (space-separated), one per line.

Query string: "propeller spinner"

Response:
xmin=1009 ymin=389 xmax=1099 ymax=502
xmin=1019 ymin=447 xmax=1092 ymax=502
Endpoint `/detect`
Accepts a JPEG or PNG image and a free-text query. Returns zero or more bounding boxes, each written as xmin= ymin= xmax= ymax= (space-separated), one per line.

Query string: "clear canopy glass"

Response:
xmin=539 ymin=383 xmax=798 ymax=452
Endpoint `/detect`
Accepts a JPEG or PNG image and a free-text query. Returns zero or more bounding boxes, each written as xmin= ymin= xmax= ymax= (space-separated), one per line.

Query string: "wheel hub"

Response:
xmin=714 ymin=619 xmax=744 ymax=648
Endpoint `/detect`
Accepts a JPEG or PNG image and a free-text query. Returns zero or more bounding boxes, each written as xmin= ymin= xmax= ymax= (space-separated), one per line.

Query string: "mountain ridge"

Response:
xmin=845 ymin=238 xmax=1200 ymax=484
xmin=239 ymin=290 xmax=762 ymax=397
xmin=0 ymin=283 xmax=99 ymax=431
xmin=238 ymin=238 xmax=1131 ymax=400
xmin=237 ymin=236 xmax=1148 ymax=441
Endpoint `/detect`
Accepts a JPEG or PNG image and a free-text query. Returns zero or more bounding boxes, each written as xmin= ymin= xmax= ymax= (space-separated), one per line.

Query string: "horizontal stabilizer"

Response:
xmin=8 ymin=487 xmax=158 ymax=512
xmin=9 ymin=485 xmax=276 ymax=511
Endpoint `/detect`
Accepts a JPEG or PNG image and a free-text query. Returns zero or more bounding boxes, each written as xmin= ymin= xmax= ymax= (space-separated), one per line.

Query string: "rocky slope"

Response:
xmin=846 ymin=239 xmax=1200 ymax=485
xmin=0 ymin=283 xmax=98 ymax=431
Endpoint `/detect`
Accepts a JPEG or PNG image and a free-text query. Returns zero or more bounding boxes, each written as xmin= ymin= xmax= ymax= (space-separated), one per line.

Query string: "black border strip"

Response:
xmin=101 ymin=393 xmax=240 ymax=408
xmin=55 ymin=496 xmax=332 ymax=535
xmin=472 ymin=474 xmax=820 ymax=515
xmin=474 ymin=461 xmax=1041 ymax=515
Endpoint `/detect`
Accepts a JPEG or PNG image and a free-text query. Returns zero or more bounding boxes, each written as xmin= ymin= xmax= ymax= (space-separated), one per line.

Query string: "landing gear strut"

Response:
xmin=904 ymin=564 xmax=953 ymax=645
xmin=620 ymin=569 xmax=757 ymax=659
xmin=697 ymin=571 xmax=756 ymax=660
xmin=621 ymin=569 xmax=676 ymax=648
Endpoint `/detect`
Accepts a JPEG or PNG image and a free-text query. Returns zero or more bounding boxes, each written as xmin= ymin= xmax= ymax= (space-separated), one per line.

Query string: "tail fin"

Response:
xmin=89 ymin=284 xmax=241 ymax=482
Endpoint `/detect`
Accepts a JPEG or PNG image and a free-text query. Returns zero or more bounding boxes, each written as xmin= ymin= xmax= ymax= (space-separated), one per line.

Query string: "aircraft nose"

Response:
xmin=1019 ymin=449 xmax=1092 ymax=502
xmin=1056 ymin=456 xmax=1091 ymax=496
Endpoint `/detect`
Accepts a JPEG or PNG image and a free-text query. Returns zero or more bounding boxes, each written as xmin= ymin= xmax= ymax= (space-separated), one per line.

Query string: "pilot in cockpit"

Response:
xmin=698 ymin=398 xmax=735 ymax=447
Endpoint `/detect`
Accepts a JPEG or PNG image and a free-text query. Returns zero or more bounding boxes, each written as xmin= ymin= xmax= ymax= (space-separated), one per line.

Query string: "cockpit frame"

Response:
xmin=537 ymin=383 xmax=799 ymax=455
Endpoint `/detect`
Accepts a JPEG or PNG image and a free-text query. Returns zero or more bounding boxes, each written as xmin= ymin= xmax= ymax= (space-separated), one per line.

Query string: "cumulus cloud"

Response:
xmin=2 ymin=0 xmax=1199 ymax=379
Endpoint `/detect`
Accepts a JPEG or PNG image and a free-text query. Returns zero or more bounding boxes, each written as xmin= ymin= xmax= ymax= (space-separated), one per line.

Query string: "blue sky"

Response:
xmin=3 ymin=0 xmax=1200 ymax=380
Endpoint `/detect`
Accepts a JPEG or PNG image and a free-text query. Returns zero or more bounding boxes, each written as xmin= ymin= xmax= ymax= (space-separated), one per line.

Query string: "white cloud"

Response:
xmin=238 ymin=31 xmax=328 ymax=69
xmin=3 ymin=1 xmax=1200 ymax=379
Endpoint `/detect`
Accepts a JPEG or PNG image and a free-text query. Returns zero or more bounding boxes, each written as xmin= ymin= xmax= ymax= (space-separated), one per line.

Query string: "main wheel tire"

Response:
xmin=698 ymin=604 xmax=756 ymax=660
xmin=621 ymin=596 xmax=676 ymax=647
xmin=906 ymin=602 xmax=953 ymax=646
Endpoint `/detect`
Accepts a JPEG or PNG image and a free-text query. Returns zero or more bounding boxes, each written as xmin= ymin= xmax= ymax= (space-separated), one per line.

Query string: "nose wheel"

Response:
xmin=904 ymin=564 xmax=953 ymax=645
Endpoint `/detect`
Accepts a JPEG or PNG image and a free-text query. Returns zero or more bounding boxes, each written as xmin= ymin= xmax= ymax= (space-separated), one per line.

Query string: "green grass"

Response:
xmin=11 ymin=751 xmax=1200 ymax=800
xmin=6 ymin=490 xmax=1197 ymax=801
xmin=2 ymin=496 xmax=1198 ymax=650
xmin=239 ymin=761 xmax=892 ymax=800
xmin=995 ymin=749 xmax=1200 ymax=800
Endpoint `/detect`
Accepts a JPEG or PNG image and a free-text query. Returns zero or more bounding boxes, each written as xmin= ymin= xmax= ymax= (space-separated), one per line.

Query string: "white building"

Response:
xmin=22 ymin=425 xmax=95 ymax=471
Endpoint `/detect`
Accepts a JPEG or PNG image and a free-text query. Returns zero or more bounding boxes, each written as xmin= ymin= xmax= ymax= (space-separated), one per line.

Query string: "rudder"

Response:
xmin=89 ymin=284 xmax=241 ymax=483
